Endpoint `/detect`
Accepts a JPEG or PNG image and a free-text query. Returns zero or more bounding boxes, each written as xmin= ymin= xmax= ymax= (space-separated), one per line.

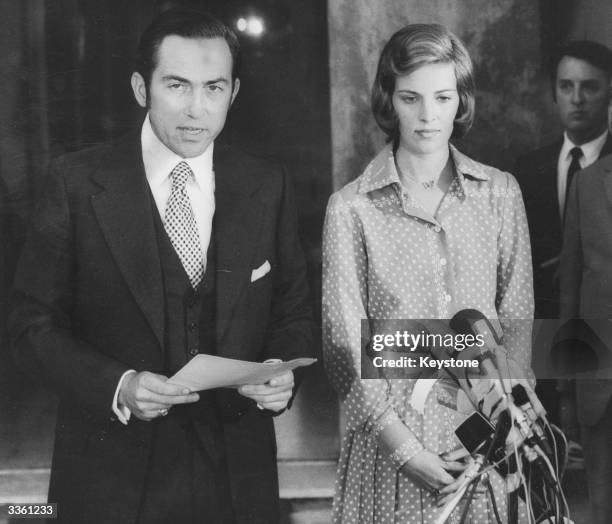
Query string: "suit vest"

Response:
xmin=149 ymin=204 xmax=223 ymax=423
xmin=135 ymin=206 xmax=233 ymax=524
xmin=151 ymin=205 xmax=216 ymax=371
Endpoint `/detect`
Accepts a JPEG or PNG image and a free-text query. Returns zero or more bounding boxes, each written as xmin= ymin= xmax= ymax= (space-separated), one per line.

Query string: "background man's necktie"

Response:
xmin=564 ymin=146 xmax=583 ymax=217
xmin=164 ymin=161 xmax=204 ymax=288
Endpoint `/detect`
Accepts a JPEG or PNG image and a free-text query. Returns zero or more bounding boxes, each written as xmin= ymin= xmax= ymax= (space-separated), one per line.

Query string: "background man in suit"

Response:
xmin=9 ymin=9 xmax=313 ymax=524
xmin=561 ymin=152 xmax=612 ymax=524
xmin=514 ymin=41 xmax=612 ymax=435
xmin=515 ymin=40 xmax=612 ymax=320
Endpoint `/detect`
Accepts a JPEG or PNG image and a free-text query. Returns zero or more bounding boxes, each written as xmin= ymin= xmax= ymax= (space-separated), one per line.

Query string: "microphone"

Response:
xmin=511 ymin=381 xmax=547 ymax=420
xmin=449 ymin=310 xmax=561 ymax=489
xmin=449 ymin=310 xmax=543 ymax=446
xmin=449 ymin=309 xmax=512 ymax=391
xmin=448 ymin=310 xmax=567 ymax=524
xmin=512 ymin=383 xmax=552 ymax=456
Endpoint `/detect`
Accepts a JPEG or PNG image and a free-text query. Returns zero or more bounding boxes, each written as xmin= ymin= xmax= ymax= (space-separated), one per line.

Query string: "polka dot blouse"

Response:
xmin=322 ymin=144 xmax=534 ymax=523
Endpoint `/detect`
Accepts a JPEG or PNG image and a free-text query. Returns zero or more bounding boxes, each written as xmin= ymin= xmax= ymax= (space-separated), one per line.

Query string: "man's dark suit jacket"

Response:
xmin=514 ymin=134 xmax=612 ymax=318
xmin=560 ymin=153 xmax=612 ymax=427
xmin=8 ymin=134 xmax=314 ymax=524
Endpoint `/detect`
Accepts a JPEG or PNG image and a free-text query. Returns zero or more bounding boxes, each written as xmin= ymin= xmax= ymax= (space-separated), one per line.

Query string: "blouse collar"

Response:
xmin=357 ymin=142 xmax=490 ymax=197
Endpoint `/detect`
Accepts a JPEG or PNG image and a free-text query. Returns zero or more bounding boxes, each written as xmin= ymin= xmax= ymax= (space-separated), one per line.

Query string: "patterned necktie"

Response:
xmin=164 ymin=161 xmax=204 ymax=288
xmin=564 ymin=146 xmax=583 ymax=215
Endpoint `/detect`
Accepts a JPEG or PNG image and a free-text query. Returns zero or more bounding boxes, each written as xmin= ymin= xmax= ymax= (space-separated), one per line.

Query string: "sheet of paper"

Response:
xmin=167 ymin=354 xmax=317 ymax=391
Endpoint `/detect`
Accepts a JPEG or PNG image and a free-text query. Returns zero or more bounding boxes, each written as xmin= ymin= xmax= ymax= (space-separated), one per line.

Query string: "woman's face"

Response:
xmin=392 ymin=62 xmax=460 ymax=157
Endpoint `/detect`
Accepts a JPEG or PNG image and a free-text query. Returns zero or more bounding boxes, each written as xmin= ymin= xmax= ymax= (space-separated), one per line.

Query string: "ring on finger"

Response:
xmin=158 ymin=408 xmax=169 ymax=417
xmin=431 ymin=488 xmax=440 ymax=496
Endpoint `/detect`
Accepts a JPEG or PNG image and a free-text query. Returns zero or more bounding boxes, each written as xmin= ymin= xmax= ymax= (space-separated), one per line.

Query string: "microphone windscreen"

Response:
xmin=511 ymin=384 xmax=530 ymax=407
xmin=450 ymin=309 xmax=503 ymax=346
xmin=449 ymin=309 xmax=486 ymax=335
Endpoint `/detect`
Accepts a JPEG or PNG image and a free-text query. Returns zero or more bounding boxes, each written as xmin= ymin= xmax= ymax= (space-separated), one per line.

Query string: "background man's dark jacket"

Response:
xmin=514 ymin=134 xmax=612 ymax=318
xmin=560 ymin=152 xmax=612 ymax=427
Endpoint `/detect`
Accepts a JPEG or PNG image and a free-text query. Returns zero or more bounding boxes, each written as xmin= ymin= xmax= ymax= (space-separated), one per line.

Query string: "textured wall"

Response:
xmin=328 ymin=0 xmax=557 ymax=190
xmin=570 ymin=0 xmax=612 ymax=48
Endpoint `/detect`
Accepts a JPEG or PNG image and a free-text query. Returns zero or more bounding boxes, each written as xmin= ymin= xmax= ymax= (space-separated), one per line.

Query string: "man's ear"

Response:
xmin=230 ymin=78 xmax=240 ymax=106
xmin=131 ymin=72 xmax=147 ymax=108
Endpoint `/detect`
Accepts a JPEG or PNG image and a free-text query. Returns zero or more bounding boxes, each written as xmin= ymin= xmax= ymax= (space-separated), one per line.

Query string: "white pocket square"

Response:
xmin=251 ymin=260 xmax=271 ymax=282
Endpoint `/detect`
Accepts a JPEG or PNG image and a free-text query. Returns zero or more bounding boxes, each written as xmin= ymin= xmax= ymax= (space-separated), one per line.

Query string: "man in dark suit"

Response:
xmin=515 ymin=40 xmax=612 ymax=320
xmin=514 ymin=41 xmax=612 ymax=433
xmin=8 ymin=9 xmax=313 ymax=524
xmin=560 ymin=152 xmax=612 ymax=524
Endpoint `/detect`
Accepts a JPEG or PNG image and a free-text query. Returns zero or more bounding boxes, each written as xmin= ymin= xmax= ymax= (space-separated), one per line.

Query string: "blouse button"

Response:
xmin=440 ymin=258 xmax=447 ymax=266
xmin=433 ymin=225 xmax=441 ymax=233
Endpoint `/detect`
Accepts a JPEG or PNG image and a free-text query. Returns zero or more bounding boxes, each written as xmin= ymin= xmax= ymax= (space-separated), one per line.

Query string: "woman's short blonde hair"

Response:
xmin=371 ymin=24 xmax=475 ymax=142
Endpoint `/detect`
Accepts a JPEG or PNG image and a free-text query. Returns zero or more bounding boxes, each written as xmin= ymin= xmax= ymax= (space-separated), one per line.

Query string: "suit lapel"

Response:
xmin=537 ymin=140 xmax=563 ymax=233
xmin=213 ymin=145 xmax=264 ymax=346
xmin=601 ymin=157 xmax=612 ymax=207
xmin=599 ymin=133 xmax=612 ymax=159
xmin=90 ymin=135 xmax=165 ymax=349
xmin=589 ymin=133 xmax=612 ymax=207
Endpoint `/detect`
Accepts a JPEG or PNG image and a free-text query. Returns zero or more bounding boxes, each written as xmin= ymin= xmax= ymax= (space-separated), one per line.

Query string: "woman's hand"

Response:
xmin=399 ymin=450 xmax=467 ymax=493
xmin=436 ymin=455 xmax=486 ymax=507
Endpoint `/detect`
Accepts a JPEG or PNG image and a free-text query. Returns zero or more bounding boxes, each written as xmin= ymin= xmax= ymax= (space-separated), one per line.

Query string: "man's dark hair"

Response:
xmin=551 ymin=40 xmax=612 ymax=99
xmin=136 ymin=8 xmax=241 ymax=88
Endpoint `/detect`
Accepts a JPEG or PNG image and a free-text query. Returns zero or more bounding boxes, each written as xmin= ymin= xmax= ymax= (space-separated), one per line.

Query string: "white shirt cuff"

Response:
xmin=112 ymin=370 xmax=137 ymax=425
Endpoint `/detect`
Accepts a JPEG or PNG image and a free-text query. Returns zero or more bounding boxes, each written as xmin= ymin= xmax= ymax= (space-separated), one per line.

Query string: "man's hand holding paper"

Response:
xmin=118 ymin=371 xmax=200 ymax=421
xmin=238 ymin=370 xmax=295 ymax=412
xmin=167 ymin=354 xmax=317 ymax=413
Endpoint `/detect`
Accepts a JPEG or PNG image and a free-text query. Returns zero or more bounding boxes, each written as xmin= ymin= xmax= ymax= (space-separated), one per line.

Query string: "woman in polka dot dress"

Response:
xmin=322 ymin=24 xmax=534 ymax=523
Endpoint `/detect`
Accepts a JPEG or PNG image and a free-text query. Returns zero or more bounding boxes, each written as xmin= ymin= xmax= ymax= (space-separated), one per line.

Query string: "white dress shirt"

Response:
xmin=112 ymin=115 xmax=216 ymax=424
xmin=142 ymin=114 xmax=215 ymax=264
xmin=557 ymin=130 xmax=608 ymax=220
